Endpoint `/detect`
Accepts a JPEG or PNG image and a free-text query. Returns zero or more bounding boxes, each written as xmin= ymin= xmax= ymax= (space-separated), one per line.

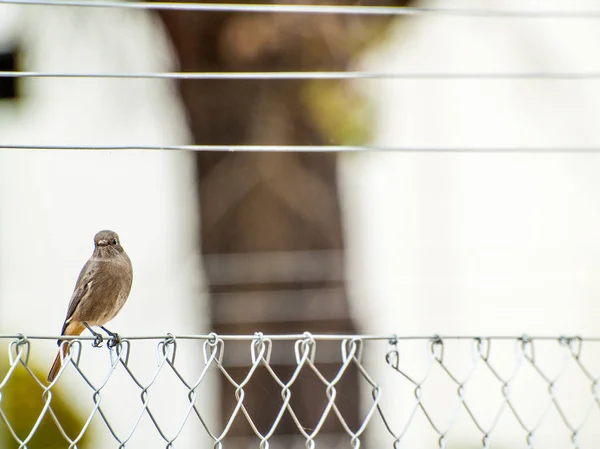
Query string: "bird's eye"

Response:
xmin=112 ymin=239 xmax=118 ymax=245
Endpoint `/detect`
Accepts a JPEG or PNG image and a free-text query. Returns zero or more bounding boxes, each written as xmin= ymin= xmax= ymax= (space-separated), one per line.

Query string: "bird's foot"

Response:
xmin=101 ymin=326 xmax=122 ymax=348
xmin=107 ymin=333 xmax=121 ymax=348
xmin=92 ymin=333 xmax=104 ymax=348
xmin=83 ymin=322 xmax=104 ymax=347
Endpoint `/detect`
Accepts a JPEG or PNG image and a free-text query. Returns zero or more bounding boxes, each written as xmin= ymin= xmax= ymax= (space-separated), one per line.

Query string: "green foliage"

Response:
xmin=302 ymin=80 xmax=374 ymax=146
xmin=0 ymin=360 xmax=94 ymax=448
xmin=299 ymin=10 xmax=405 ymax=149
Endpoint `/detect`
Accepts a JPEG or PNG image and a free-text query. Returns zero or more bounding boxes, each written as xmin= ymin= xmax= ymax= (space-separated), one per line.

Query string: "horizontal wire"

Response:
xmin=0 ymin=0 xmax=600 ymax=18
xmin=0 ymin=334 xmax=597 ymax=341
xmin=5 ymin=71 xmax=600 ymax=80
xmin=5 ymin=145 xmax=600 ymax=153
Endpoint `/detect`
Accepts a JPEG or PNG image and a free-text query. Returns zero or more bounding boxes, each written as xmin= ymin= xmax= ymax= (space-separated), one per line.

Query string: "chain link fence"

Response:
xmin=1 ymin=333 xmax=600 ymax=448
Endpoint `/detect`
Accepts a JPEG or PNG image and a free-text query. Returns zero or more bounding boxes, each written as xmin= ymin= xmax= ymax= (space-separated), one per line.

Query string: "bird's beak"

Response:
xmin=97 ymin=239 xmax=108 ymax=246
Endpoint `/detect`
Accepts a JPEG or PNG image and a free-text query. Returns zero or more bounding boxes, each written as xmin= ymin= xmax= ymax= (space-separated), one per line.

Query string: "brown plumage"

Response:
xmin=47 ymin=230 xmax=133 ymax=383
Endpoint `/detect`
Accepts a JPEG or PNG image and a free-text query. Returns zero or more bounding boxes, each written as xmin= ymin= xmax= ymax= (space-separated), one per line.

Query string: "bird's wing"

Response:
xmin=60 ymin=260 xmax=96 ymax=334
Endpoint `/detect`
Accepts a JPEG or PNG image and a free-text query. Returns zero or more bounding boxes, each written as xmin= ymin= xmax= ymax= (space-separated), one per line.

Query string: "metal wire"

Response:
xmin=2 ymin=333 xmax=379 ymax=341
xmin=5 ymin=144 xmax=600 ymax=153
xmin=2 ymin=333 xmax=600 ymax=448
xmin=0 ymin=333 xmax=599 ymax=341
xmin=5 ymin=71 xmax=600 ymax=80
xmin=1 ymin=0 xmax=600 ymax=18
xmin=1 ymin=2 xmax=599 ymax=153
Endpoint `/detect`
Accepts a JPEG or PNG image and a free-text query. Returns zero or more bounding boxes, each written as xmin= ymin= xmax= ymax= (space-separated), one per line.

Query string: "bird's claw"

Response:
xmin=107 ymin=333 xmax=122 ymax=349
xmin=83 ymin=322 xmax=104 ymax=348
xmin=92 ymin=334 xmax=104 ymax=348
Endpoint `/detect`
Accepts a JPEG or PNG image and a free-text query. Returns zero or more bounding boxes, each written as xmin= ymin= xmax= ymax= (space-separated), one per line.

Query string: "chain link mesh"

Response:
xmin=1 ymin=333 xmax=600 ymax=448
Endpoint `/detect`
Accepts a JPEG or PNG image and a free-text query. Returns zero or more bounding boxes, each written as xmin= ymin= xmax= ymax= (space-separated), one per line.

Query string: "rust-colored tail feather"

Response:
xmin=47 ymin=322 xmax=85 ymax=383
xmin=47 ymin=345 xmax=67 ymax=382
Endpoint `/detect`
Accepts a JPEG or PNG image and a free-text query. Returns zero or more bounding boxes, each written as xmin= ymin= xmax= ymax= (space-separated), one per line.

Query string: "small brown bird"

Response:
xmin=47 ymin=230 xmax=133 ymax=382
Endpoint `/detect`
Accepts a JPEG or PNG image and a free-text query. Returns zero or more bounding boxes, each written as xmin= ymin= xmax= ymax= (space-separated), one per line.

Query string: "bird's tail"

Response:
xmin=47 ymin=322 xmax=85 ymax=383
xmin=47 ymin=347 xmax=66 ymax=382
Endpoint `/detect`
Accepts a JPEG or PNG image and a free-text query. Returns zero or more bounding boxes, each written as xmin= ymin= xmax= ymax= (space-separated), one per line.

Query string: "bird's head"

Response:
xmin=93 ymin=230 xmax=124 ymax=255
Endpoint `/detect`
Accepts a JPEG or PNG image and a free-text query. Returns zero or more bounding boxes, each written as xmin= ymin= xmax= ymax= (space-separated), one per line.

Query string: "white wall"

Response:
xmin=344 ymin=0 xmax=600 ymax=447
xmin=0 ymin=6 xmax=212 ymax=447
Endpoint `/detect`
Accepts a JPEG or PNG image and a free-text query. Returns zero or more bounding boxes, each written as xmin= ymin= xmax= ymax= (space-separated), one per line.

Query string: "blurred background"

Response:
xmin=2 ymin=0 xmax=600 ymax=447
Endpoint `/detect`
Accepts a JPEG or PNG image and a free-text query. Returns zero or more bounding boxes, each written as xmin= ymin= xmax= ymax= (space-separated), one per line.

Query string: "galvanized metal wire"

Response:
xmin=6 ymin=145 xmax=600 ymax=153
xmin=1 ymin=1 xmax=600 ymax=153
xmin=4 ymin=71 xmax=600 ymax=80
xmin=2 ymin=333 xmax=600 ymax=448
xmin=1 ymin=0 xmax=600 ymax=17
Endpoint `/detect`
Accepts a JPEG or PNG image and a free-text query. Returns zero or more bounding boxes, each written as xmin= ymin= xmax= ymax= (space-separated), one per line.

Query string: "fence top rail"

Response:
xmin=1 ymin=333 xmax=599 ymax=342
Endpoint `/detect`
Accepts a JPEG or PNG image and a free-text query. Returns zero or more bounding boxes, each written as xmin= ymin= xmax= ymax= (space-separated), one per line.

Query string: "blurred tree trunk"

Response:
xmin=157 ymin=2 xmax=405 ymax=446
